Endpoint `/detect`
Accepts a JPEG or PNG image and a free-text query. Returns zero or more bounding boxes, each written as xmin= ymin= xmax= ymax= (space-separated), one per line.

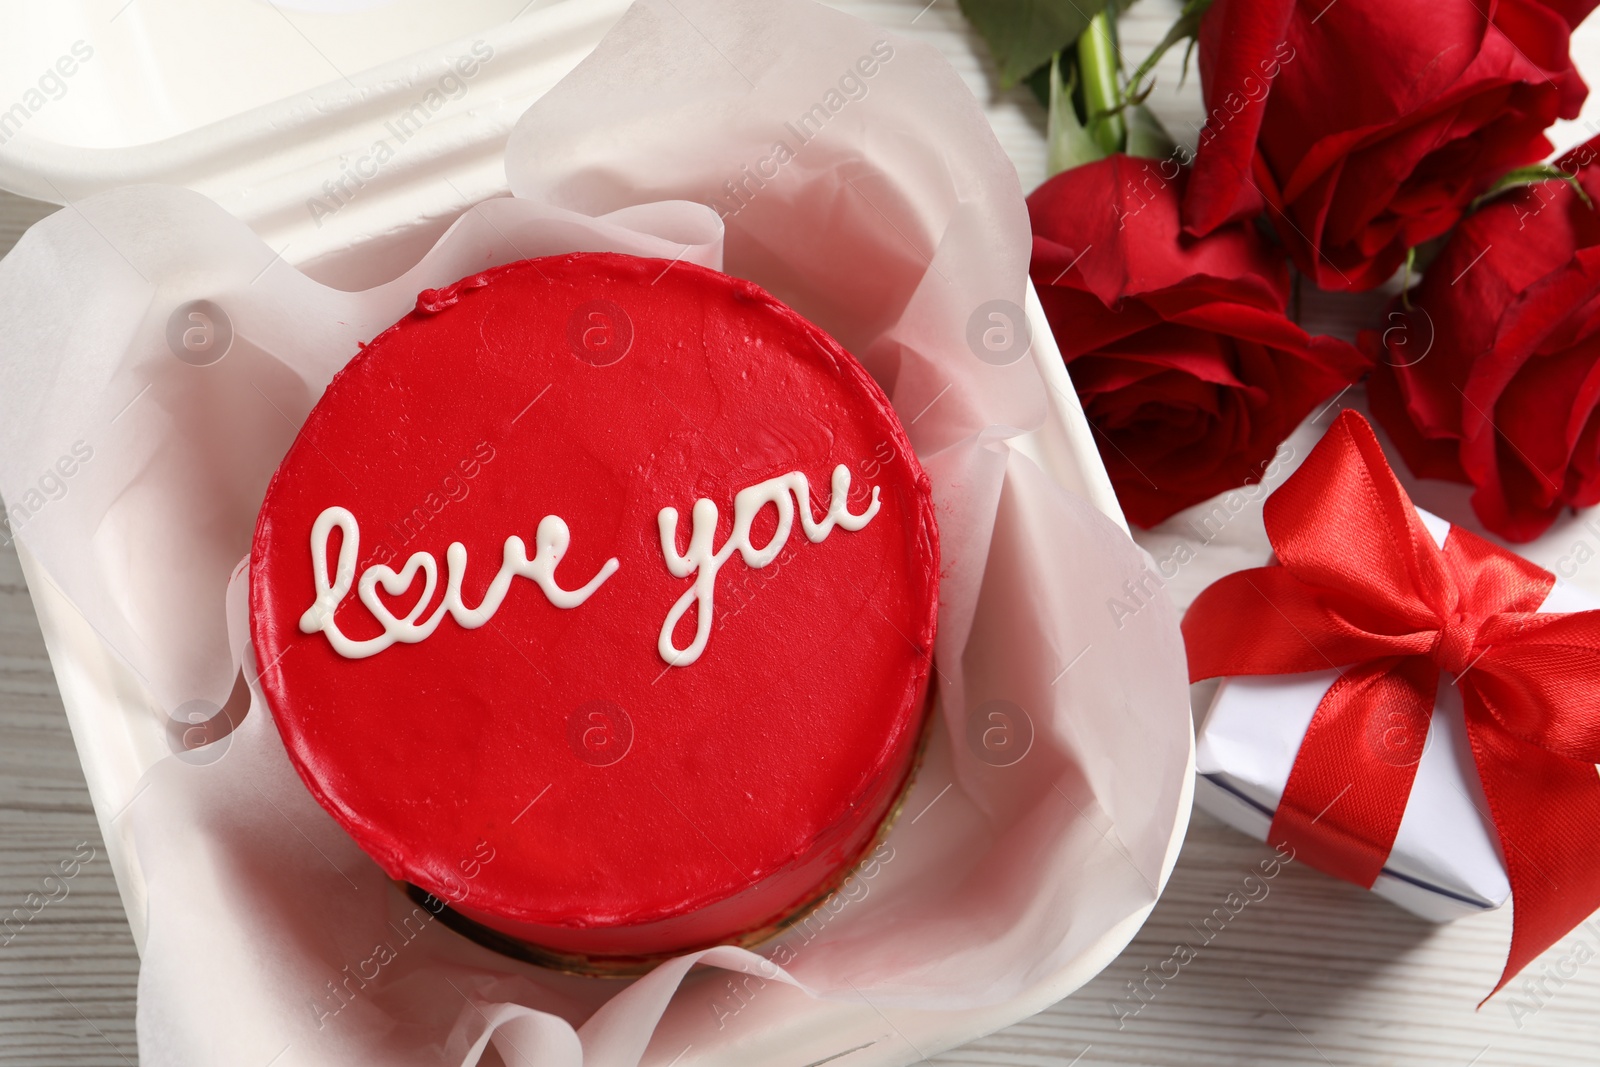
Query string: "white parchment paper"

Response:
xmin=0 ymin=1 xmax=1192 ymax=1063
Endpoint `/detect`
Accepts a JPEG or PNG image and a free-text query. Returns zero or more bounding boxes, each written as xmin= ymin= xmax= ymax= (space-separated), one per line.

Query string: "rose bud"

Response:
xmin=1365 ymin=134 xmax=1600 ymax=543
xmin=1030 ymin=155 xmax=1369 ymax=529
xmin=1183 ymin=0 xmax=1597 ymax=291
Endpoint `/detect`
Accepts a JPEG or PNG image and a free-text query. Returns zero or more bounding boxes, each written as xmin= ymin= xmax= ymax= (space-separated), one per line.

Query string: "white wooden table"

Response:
xmin=5 ymin=1 xmax=1600 ymax=1062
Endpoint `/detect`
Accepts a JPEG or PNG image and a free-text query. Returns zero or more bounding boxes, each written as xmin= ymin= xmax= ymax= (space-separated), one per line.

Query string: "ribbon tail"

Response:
xmin=1268 ymin=656 xmax=1438 ymax=888
xmin=1464 ymin=688 xmax=1600 ymax=1003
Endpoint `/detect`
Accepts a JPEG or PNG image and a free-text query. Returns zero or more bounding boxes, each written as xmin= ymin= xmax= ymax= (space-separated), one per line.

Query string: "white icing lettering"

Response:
xmin=299 ymin=506 xmax=619 ymax=659
xmin=656 ymin=465 xmax=879 ymax=667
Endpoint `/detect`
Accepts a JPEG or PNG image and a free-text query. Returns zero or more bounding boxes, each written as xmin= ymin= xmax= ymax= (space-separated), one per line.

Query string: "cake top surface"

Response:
xmin=250 ymin=252 xmax=938 ymax=928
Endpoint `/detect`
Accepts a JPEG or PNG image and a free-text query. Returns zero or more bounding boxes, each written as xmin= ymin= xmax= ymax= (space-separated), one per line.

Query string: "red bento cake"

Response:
xmin=249 ymin=251 xmax=939 ymax=968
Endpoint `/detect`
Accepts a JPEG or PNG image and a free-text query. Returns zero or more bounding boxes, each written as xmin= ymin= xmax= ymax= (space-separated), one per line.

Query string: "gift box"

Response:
xmin=1185 ymin=411 xmax=1600 ymax=995
xmin=1196 ymin=512 xmax=1599 ymax=922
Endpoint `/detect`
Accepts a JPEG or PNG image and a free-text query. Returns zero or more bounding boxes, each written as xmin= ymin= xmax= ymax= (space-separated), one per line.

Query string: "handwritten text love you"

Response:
xmin=296 ymin=465 xmax=880 ymax=667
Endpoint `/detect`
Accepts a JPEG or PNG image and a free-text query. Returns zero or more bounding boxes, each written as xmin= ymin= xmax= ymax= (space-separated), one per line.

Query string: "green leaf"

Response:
xmin=1023 ymin=61 xmax=1052 ymax=109
xmin=1472 ymin=163 xmax=1594 ymax=212
xmin=1046 ymin=53 xmax=1109 ymax=176
xmin=1125 ymin=103 xmax=1177 ymax=160
xmin=958 ymin=0 xmax=1113 ymax=88
xmin=1126 ymin=0 xmax=1213 ymax=98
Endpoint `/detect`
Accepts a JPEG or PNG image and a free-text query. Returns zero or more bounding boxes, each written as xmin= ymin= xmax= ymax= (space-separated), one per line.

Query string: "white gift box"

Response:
xmin=1196 ymin=506 xmax=1599 ymax=922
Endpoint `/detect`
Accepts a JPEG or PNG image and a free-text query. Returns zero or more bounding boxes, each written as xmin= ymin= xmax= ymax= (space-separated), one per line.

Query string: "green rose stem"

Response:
xmin=1077 ymin=10 xmax=1125 ymax=156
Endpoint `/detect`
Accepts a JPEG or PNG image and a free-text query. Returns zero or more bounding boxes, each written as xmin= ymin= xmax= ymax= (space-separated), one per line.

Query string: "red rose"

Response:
xmin=1029 ymin=155 xmax=1369 ymax=528
xmin=1184 ymin=0 xmax=1596 ymax=292
xmin=1365 ymin=135 xmax=1600 ymax=542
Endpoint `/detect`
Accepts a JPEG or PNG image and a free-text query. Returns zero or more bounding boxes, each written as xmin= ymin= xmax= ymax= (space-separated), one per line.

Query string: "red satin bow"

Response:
xmin=1185 ymin=411 xmax=1600 ymax=998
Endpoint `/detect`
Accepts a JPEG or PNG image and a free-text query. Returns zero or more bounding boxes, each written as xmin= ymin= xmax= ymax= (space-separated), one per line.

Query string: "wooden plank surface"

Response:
xmin=4 ymin=1 xmax=1600 ymax=1062
xmin=0 ymin=181 xmax=139 ymax=1065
